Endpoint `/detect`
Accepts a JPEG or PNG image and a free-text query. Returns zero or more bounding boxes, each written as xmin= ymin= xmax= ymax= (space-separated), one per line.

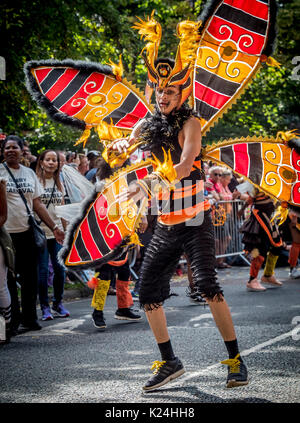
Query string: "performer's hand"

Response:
xmin=53 ymin=227 xmax=65 ymax=245
xmin=138 ymin=215 xmax=148 ymax=234
xmin=204 ymin=181 xmax=213 ymax=190
xmin=116 ymin=183 xmax=146 ymax=204
xmin=108 ymin=138 xmax=130 ymax=155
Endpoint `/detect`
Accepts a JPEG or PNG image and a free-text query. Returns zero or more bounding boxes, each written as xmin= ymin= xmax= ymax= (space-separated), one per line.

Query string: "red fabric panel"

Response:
xmin=207 ymin=16 xmax=266 ymax=55
xmin=59 ymin=72 xmax=105 ymax=116
xmin=35 ymin=68 xmax=52 ymax=84
xmin=233 ymin=143 xmax=249 ymax=177
xmin=194 ymin=81 xmax=230 ymax=109
xmin=223 ymin=0 xmax=268 ymax=21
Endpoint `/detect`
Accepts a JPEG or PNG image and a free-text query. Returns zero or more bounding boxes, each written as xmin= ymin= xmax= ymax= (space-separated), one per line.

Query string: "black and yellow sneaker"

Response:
xmin=143 ymin=357 xmax=185 ymax=391
xmin=221 ymin=354 xmax=249 ymax=388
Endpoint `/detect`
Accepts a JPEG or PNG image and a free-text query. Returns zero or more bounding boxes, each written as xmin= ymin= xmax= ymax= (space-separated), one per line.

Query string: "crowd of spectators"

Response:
xmin=0 ymin=134 xmax=105 ymax=343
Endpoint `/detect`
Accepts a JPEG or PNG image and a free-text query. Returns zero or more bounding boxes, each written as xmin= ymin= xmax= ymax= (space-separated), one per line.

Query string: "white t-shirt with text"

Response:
xmin=37 ymin=177 xmax=64 ymax=239
xmin=0 ymin=163 xmax=43 ymax=233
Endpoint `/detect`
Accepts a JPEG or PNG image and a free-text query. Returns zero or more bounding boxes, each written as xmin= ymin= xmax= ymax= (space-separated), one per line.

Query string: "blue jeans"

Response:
xmin=38 ymin=239 xmax=66 ymax=308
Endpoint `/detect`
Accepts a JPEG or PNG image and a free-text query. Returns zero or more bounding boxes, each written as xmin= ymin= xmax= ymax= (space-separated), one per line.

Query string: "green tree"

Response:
xmin=0 ymin=0 xmax=299 ymax=152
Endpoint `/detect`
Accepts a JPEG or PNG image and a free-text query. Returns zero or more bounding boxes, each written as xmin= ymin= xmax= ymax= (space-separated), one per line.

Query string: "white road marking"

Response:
xmin=189 ymin=313 xmax=213 ymax=322
xmin=19 ymin=317 xmax=88 ymax=337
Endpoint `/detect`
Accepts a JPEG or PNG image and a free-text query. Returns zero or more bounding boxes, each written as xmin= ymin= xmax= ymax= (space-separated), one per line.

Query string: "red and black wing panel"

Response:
xmin=194 ymin=0 xmax=277 ymax=133
xmin=203 ymin=137 xmax=300 ymax=206
xmin=211 ymin=142 xmax=264 ymax=186
xmin=24 ymin=59 xmax=153 ymax=131
xmin=101 ymin=91 xmax=151 ymax=129
xmin=60 ymin=162 xmax=153 ymax=270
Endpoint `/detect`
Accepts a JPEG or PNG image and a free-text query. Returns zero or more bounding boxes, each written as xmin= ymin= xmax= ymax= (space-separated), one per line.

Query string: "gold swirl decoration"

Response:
xmin=261 ymin=144 xmax=283 ymax=198
xmin=84 ymin=105 xmax=109 ymax=124
xmin=105 ymin=223 xmax=116 ymax=239
xmin=70 ymin=97 xmax=87 ymax=109
xmin=124 ymin=202 xmax=137 ymax=221
xmin=198 ymin=47 xmax=252 ymax=83
xmin=107 ymin=85 xmax=124 ymax=105
xmin=198 ymin=46 xmax=220 ymax=70
xmin=264 ymin=170 xmax=280 ymax=188
xmin=87 ymin=92 xmax=107 ymax=106
xmin=264 ymin=145 xmax=282 ymax=166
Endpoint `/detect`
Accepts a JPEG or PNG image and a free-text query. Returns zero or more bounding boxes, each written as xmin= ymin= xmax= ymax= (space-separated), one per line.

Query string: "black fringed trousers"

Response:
xmin=139 ymin=211 xmax=223 ymax=308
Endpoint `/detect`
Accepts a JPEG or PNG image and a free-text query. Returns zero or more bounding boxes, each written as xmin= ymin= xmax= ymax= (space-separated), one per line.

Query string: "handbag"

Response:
xmin=3 ymin=163 xmax=47 ymax=251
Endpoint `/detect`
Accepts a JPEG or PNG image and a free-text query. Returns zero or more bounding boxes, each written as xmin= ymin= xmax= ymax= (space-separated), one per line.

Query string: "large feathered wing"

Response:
xmin=59 ymin=160 xmax=153 ymax=270
xmin=193 ymin=0 xmax=278 ymax=135
xmin=202 ymin=132 xmax=300 ymax=206
xmin=24 ymin=59 xmax=154 ymax=146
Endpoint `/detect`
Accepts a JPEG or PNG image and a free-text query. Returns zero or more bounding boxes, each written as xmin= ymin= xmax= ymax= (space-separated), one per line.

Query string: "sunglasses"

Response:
xmin=214 ymin=173 xmax=222 ymax=176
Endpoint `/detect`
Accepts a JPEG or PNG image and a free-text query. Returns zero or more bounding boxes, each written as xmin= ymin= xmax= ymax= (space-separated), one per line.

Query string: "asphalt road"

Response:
xmin=0 ymin=266 xmax=299 ymax=405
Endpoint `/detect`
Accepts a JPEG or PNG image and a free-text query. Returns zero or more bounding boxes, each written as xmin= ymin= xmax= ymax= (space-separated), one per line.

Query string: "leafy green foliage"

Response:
xmin=0 ymin=0 xmax=299 ymax=153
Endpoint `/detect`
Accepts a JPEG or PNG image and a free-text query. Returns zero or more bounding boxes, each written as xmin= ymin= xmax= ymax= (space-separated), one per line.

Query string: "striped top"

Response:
xmin=151 ymin=139 xmax=210 ymax=226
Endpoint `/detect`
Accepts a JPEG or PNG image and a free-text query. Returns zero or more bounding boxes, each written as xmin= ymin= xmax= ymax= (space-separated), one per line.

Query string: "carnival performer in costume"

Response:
xmin=240 ymin=190 xmax=283 ymax=292
xmin=109 ymin=57 xmax=249 ymax=391
xmin=89 ymin=258 xmax=142 ymax=329
xmin=280 ymin=208 xmax=300 ymax=279
xmin=23 ymin=0 xmax=282 ymax=390
xmin=286 ymin=213 xmax=300 ymax=278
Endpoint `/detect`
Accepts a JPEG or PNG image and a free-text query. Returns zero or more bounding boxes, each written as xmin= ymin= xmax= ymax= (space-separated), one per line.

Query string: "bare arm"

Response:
xmin=0 ymin=180 xmax=7 ymax=227
xmin=60 ymin=197 xmax=68 ymax=231
xmin=33 ymin=197 xmax=65 ymax=243
xmin=174 ymin=117 xmax=202 ymax=180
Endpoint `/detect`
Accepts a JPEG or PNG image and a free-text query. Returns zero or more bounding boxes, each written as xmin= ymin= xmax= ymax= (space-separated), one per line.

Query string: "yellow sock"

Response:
xmin=263 ymin=253 xmax=279 ymax=277
xmin=91 ymin=280 xmax=110 ymax=311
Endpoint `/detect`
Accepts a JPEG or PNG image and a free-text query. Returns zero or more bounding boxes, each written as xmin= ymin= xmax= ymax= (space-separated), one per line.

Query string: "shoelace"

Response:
xmin=151 ymin=360 xmax=166 ymax=374
xmin=220 ymin=354 xmax=241 ymax=373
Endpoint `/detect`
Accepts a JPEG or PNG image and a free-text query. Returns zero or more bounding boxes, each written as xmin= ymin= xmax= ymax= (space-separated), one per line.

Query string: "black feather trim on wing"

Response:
xmin=261 ymin=0 xmax=278 ymax=57
xmin=197 ymin=0 xmax=221 ymax=30
xmin=24 ymin=59 xmax=114 ymax=131
xmin=288 ymin=137 xmax=300 ymax=155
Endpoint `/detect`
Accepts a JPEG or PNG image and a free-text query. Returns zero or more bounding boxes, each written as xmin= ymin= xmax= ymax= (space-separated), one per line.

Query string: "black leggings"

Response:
xmin=97 ymin=262 xmax=130 ymax=281
xmin=7 ymin=230 xmax=38 ymax=328
xmin=139 ymin=211 xmax=223 ymax=308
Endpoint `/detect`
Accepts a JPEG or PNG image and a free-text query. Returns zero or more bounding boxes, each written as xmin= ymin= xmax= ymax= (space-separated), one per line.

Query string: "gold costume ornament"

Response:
xmin=133 ymin=10 xmax=200 ymax=104
xmin=211 ymin=204 xmax=227 ymax=227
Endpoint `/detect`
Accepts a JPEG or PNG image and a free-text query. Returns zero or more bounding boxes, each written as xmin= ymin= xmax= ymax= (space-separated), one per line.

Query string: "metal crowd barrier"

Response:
xmin=212 ymin=199 xmax=250 ymax=265
xmin=121 ymin=199 xmax=251 ymax=281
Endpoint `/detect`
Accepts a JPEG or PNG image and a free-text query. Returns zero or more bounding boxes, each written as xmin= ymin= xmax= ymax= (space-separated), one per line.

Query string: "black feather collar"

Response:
xmin=139 ymin=103 xmax=199 ymax=152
